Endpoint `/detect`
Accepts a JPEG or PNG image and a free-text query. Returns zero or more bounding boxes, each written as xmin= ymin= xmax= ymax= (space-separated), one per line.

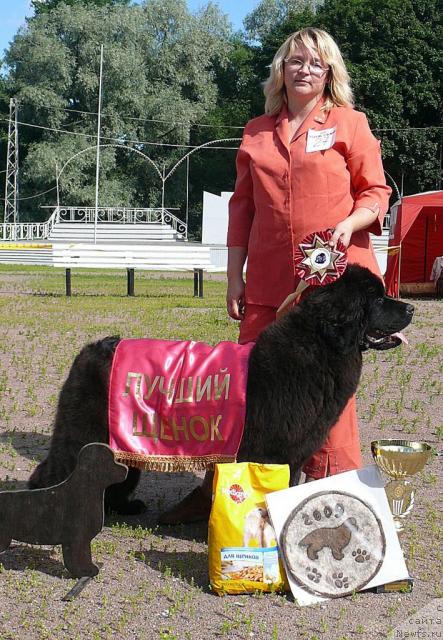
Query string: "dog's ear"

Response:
xmin=309 ymin=284 xmax=367 ymax=352
xmin=318 ymin=316 xmax=363 ymax=352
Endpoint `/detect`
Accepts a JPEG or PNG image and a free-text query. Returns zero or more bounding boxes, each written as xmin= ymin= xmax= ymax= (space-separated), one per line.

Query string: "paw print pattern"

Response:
xmin=352 ymin=548 xmax=371 ymax=563
xmin=332 ymin=572 xmax=349 ymax=589
xmin=306 ymin=567 xmax=322 ymax=583
xmin=334 ymin=503 xmax=344 ymax=518
xmin=302 ymin=505 xmax=338 ymax=525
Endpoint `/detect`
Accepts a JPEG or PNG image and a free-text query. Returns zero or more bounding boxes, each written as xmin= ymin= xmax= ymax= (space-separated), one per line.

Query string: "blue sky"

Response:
xmin=0 ymin=0 xmax=260 ymax=58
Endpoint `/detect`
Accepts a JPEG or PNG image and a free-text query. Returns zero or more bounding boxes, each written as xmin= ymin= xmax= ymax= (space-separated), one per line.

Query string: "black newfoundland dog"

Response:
xmin=29 ymin=265 xmax=413 ymax=514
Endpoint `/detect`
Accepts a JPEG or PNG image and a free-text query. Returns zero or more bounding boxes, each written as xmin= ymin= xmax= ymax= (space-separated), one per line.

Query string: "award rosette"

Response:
xmin=294 ymin=229 xmax=347 ymax=287
xmin=277 ymin=230 xmax=347 ymax=318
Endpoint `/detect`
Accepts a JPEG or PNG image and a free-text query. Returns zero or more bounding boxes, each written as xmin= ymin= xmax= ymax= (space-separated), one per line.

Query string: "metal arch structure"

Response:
xmin=163 ymin=137 xmax=241 ymax=232
xmin=164 ymin=137 xmax=241 ymax=182
xmin=53 ymin=143 xmax=189 ymax=238
xmin=4 ymin=98 xmax=19 ymax=225
xmin=54 ymin=138 xmax=242 ymax=239
xmin=384 ymin=170 xmax=401 ymax=202
xmin=55 ymin=143 xmax=164 ymax=237
xmin=55 ymin=143 xmax=163 ymax=188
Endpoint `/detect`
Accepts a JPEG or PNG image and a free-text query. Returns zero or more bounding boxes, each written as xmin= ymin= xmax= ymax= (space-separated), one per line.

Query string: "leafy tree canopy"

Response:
xmin=31 ymin=0 xmax=130 ymax=15
xmin=4 ymin=0 xmax=232 ymax=221
xmin=244 ymin=0 xmax=321 ymax=43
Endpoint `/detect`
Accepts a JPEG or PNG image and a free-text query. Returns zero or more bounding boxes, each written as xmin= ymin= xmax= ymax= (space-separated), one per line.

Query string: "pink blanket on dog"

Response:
xmin=108 ymin=339 xmax=253 ymax=471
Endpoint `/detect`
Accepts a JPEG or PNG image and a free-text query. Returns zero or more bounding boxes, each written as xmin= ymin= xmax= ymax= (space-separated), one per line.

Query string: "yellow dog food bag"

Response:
xmin=208 ymin=462 xmax=289 ymax=595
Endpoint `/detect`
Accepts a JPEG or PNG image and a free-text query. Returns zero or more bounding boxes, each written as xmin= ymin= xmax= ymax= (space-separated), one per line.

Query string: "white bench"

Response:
xmin=52 ymin=243 xmax=212 ymax=296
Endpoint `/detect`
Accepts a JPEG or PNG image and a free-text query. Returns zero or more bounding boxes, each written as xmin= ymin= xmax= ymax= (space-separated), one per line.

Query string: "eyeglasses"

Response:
xmin=285 ymin=58 xmax=329 ymax=77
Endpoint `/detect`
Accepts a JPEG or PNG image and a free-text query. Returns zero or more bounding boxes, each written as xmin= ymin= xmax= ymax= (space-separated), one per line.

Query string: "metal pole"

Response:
xmin=161 ymin=165 xmax=165 ymax=223
xmin=4 ymin=98 xmax=19 ymax=237
xmin=94 ymin=45 xmax=104 ymax=244
xmin=438 ymin=136 xmax=442 ymax=190
xmin=397 ymin=244 xmax=402 ymax=299
xmin=185 ymin=155 xmax=189 ymax=241
xmin=56 ymin=161 xmax=60 ymax=212
xmin=15 ymin=101 xmax=19 ymax=224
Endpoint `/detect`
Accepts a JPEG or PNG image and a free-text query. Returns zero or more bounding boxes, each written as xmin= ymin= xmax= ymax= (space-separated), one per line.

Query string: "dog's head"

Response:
xmin=77 ymin=443 xmax=128 ymax=486
xmin=301 ymin=265 xmax=414 ymax=352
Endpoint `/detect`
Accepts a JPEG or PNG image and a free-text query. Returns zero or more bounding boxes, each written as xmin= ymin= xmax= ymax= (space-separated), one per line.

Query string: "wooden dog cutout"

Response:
xmin=0 ymin=444 xmax=127 ymax=578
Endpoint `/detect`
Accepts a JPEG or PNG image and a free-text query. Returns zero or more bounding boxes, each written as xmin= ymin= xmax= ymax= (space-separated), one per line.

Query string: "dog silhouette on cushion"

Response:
xmin=0 ymin=444 xmax=127 ymax=577
xmin=299 ymin=517 xmax=358 ymax=561
xmin=28 ymin=266 xmax=414 ymax=515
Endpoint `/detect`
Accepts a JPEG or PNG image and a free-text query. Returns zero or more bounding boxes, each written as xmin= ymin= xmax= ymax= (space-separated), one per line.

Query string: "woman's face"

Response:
xmin=283 ymin=45 xmax=329 ymax=103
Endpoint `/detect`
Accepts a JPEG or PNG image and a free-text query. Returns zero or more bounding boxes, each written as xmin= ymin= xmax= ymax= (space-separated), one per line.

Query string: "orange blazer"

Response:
xmin=227 ymin=99 xmax=392 ymax=307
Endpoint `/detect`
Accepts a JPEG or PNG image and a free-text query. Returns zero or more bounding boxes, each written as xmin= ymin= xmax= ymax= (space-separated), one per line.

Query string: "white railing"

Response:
xmin=1 ymin=214 xmax=56 ymax=241
xmin=1 ymin=206 xmax=187 ymax=241
xmin=54 ymin=207 xmax=187 ymax=238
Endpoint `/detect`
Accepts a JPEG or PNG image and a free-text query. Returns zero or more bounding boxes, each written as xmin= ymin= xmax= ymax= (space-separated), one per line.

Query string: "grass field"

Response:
xmin=0 ymin=265 xmax=441 ymax=639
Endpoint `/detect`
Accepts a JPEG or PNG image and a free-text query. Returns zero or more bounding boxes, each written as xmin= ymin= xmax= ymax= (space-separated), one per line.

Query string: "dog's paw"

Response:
xmin=106 ymin=498 xmax=146 ymax=516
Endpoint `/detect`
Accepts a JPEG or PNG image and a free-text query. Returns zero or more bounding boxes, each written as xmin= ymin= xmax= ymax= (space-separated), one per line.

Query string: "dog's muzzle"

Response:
xmin=363 ymin=330 xmax=408 ymax=351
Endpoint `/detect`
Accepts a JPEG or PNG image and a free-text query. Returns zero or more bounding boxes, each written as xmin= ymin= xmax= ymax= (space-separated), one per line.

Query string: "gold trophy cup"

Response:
xmin=371 ymin=439 xmax=433 ymax=532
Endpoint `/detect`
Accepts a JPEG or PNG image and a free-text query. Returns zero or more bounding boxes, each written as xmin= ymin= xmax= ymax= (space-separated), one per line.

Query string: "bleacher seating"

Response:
xmin=48 ymin=222 xmax=180 ymax=244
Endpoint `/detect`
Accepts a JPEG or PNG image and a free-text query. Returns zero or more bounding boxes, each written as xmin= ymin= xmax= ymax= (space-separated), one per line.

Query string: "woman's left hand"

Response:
xmin=328 ymin=218 xmax=354 ymax=250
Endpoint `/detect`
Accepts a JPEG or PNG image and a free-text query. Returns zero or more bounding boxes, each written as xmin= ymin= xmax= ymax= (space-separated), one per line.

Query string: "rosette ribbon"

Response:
xmin=276 ymin=229 xmax=347 ymax=319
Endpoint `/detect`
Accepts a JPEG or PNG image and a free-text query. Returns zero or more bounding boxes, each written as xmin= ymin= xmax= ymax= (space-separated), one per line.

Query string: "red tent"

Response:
xmin=385 ymin=191 xmax=443 ymax=297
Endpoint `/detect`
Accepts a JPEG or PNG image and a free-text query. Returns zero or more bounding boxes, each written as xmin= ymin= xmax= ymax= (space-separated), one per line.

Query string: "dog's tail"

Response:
xmin=28 ymin=336 xmax=120 ymax=490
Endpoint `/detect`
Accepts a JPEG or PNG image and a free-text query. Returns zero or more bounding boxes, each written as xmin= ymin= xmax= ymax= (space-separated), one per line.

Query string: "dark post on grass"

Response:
xmin=194 ymin=268 xmax=204 ymax=298
xmin=127 ymin=268 xmax=135 ymax=296
xmin=0 ymin=444 xmax=127 ymax=598
xmin=65 ymin=268 xmax=72 ymax=296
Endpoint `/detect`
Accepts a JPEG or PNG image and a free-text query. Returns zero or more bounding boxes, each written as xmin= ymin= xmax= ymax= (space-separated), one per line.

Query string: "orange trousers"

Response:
xmin=239 ymin=304 xmax=362 ymax=479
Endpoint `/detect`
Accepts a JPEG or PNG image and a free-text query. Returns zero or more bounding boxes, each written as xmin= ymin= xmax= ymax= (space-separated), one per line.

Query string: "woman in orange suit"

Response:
xmin=158 ymin=27 xmax=391 ymax=525
xmin=227 ymin=27 xmax=391 ymax=481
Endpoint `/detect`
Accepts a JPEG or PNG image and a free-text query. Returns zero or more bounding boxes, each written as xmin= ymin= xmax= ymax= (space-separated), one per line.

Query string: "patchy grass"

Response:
xmin=0 ymin=265 xmax=441 ymax=639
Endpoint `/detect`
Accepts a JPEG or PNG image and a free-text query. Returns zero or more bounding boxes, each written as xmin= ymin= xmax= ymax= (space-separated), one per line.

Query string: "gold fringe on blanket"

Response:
xmin=113 ymin=450 xmax=236 ymax=472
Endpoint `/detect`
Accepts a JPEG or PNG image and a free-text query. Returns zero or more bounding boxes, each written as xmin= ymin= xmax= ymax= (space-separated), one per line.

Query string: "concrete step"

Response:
xmin=49 ymin=222 xmax=182 ymax=243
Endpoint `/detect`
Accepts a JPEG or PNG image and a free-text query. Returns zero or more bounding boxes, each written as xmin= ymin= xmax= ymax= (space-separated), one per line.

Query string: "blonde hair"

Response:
xmin=263 ymin=28 xmax=354 ymax=115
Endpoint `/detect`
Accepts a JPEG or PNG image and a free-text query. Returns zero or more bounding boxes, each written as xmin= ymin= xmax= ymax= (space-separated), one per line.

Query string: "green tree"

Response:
xmin=4 ymin=0 xmax=232 ymax=227
xmin=184 ymin=36 xmax=259 ymax=238
xmin=244 ymin=0 xmax=321 ymax=43
xmin=31 ymin=0 xmax=130 ymax=14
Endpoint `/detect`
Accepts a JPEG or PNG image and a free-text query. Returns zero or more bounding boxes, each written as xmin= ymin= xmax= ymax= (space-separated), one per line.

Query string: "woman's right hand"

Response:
xmin=226 ymin=277 xmax=246 ymax=320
